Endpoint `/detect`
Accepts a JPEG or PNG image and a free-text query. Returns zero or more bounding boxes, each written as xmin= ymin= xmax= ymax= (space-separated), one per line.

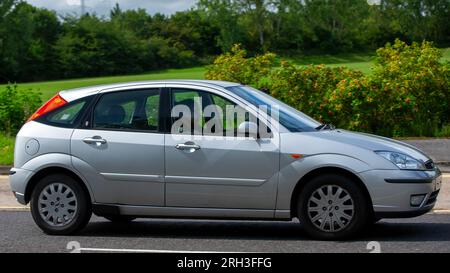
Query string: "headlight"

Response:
xmin=375 ymin=151 xmax=425 ymax=170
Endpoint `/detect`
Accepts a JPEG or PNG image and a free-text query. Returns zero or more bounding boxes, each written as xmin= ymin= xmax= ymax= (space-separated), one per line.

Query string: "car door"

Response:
xmin=164 ymin=86 xmax=280 ymax=211
xmin=71 ymin=88 xmax=165 ymax=206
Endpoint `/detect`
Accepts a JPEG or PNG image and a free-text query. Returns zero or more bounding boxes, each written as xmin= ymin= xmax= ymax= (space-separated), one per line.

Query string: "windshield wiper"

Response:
xmin=316 ymin=123 xmax=336 ymax=131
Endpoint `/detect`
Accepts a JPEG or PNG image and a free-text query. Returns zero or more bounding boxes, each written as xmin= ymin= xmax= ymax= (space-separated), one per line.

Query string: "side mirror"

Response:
xmin=237 ymin=121 xmax=258 ymax=138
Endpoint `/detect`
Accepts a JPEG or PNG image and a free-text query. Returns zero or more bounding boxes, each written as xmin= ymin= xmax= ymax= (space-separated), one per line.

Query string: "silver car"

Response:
xmin=9 ymin=80 xmax=442 ymax=240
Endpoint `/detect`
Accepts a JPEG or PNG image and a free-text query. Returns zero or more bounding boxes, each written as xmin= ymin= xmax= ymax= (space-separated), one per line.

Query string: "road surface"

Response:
xmin=0 ymin=211 xmax=449 ymax=253
xmin=1 ymin=174 xmax=449 ymax=253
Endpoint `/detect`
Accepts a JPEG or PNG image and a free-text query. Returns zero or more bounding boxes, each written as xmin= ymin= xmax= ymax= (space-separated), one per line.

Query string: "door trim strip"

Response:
xmin=101 ymin=173 xmax=164 ymax=183
xmin=165 ymin=175 xmax=265 ymax=186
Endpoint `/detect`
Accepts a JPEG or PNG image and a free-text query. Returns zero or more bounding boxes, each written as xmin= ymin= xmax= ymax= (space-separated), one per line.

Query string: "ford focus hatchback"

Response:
xmin=9 ymin=80 xmax=442 ymax=240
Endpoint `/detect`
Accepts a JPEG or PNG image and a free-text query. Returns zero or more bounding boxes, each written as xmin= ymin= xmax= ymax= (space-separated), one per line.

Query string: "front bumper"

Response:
xmin=359 ymin=168 xmax=442 ymax=218
xmin=9 ymin=167 xmax=34 ymax=205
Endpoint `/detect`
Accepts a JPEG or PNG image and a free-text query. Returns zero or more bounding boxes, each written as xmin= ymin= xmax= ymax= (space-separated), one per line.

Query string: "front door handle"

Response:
xmin=175 ymin=142 xmax=201 ymax=152
xmin=83 ymin=136 xmax=107 ymax=146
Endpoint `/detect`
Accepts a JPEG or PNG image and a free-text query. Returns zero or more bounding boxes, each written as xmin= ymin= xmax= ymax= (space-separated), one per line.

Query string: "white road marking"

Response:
xmin=76 ymin=247 xmax=248 ymax=253
xmin=77 ymin=247 xmax=246 ymax=253
xmin=442 ymin=174 xmax=450 ymax=178
xmin=66 ymin=240 xmax=258 ymax=253
xmin=431 ymin=210 xmax=450 ymax=214
xmin=0 ymin=206 xmax=29 ymax=211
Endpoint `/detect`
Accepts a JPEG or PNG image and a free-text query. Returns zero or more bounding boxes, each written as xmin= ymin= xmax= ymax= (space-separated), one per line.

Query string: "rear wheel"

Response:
xmin=30 ymin=174 xmax=91 ymax=235
xmin=298 ymin=174 xmax=370 ymax=240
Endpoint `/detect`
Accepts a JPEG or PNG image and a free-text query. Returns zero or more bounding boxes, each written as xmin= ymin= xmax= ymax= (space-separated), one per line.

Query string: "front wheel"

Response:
xmin=298 ymin=174 xmax=370 ymax=240
xmin=30 ymin=174 xmax=92 ymax=235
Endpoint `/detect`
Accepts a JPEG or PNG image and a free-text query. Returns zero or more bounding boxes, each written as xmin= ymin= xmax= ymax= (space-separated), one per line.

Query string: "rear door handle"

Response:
xmin=175 ymin=142 xmax=201 ymax=152
xmin=83 ymin=136 xmax=107 ymax=146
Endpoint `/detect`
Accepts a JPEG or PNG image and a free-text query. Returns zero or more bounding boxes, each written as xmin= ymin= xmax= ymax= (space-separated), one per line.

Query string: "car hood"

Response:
xmin=310 ymin=129 xmax=431 ymax=162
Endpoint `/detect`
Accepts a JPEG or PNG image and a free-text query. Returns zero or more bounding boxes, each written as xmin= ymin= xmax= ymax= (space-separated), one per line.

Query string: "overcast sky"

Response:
xmin=25 ymin=0 xmax=198 ymax=16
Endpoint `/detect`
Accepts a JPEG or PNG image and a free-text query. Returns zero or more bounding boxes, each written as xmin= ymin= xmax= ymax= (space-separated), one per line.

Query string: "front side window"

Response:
xmin=93 ymin=89 xmax=160 ymax=132
xmin=170 ymin=88 xmax=265 ymax=136
xmin=226 ymin=85 xmax=321 ymax=132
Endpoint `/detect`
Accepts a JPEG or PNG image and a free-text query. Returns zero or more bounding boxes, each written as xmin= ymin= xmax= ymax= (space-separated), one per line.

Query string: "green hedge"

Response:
xmin=0 ymin=85 xmax=42 ymax=136
xmin=0 ymin=134 xmax=14 ymax=165
xmin=206 ymin=40 xmax=450 ymax=137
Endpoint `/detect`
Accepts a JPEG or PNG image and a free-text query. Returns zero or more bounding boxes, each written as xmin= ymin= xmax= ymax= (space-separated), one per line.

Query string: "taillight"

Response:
xmin=27 ymin=93 xmax=67 ymax=122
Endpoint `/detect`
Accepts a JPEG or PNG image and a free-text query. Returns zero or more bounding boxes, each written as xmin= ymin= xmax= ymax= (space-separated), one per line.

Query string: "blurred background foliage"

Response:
xmin=0 ymin=0 xmax=449 ymax=83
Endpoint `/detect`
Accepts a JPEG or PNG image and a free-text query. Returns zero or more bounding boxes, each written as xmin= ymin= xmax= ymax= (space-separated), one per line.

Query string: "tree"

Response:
xmin=1 ymin=0 xmax=449 ymax=83
xmin=237 ymin=0 xmax=272 ymax=50
xmin=300 ymin=0 xmax=371 ymax=52
xmin=270 ymin=0 xmax=304 ymax=52
xmin=55 ymin=14 xmax=146 ymax=78
xmin=110 ymin=4 xmax=153 ymax=39
xmin=198 ymin=0 xmax=246 ymax=52
xmin=164 ymin=10 xmax=220 ymax=56
xmin=366 ymin=0 xmax=450 ymax=47
xmin=0 ymin=0 xmax=17 ymax=82
xmin=0 ymin=2 xmax=60 ymax=82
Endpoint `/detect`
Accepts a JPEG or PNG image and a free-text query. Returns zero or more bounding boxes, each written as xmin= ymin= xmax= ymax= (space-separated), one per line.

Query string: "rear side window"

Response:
xmin=93 ymin=89 xmax=160 ymax=132
xmin=47 ymin=101 xmax=86 ymax=125
xmin=40 ymin=97 xmax=92 ymax=128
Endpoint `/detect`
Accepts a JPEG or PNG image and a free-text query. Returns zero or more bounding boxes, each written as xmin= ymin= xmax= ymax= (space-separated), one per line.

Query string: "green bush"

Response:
xmin=326 ymin=76 xmax=377 ymax=132
xmin=327 ymin=40 xmax=450 ymax=137
xmin=0 ymin=85 xmax=42 ymax=136
xmin=262 ymin=62 xmax=364 ymax=124
xmin=205 ymin=44 xmax=276 ymax=87
xmin=370 ymin=40 xmax=450 ymax=136
xmin=0 ymin=134 xmax=14 ymax=165
xmin=206 ymin=40 xmax=450 ymax=137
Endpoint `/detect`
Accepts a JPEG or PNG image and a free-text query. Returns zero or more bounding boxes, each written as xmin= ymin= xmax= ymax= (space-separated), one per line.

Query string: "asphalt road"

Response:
xmin=1 ymin=211 xmax=449 ymax=253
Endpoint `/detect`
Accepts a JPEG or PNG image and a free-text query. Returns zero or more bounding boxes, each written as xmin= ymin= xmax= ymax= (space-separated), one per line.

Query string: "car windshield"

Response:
xmin=226 ymin=85 xmax=321 ymax=132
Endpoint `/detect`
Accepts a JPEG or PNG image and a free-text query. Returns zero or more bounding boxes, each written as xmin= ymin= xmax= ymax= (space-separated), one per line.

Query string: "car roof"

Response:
xmin=59 ymin=80 xmax=241 ymax=102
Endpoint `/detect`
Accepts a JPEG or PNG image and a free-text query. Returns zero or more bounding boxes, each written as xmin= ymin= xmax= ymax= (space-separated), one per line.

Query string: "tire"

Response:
xmin=30 ymin=174 xmax=92 ymax=235
xmin=297 ymin=174 xmax=370 ymax=240
xmin=103 ymin=215 xmax=136 ymax=223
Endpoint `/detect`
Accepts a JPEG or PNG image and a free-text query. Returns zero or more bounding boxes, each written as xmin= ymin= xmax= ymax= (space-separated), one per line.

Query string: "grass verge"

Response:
xmin=0 ymin=134 xmax=14 ymax=165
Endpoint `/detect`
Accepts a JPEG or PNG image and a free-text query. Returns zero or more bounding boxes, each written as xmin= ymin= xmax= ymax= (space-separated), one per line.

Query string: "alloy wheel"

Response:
xmin=38 ymin=183 xmax=78 ymax=227
xmin=307 ymin=185 xmax=355 ymax=232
